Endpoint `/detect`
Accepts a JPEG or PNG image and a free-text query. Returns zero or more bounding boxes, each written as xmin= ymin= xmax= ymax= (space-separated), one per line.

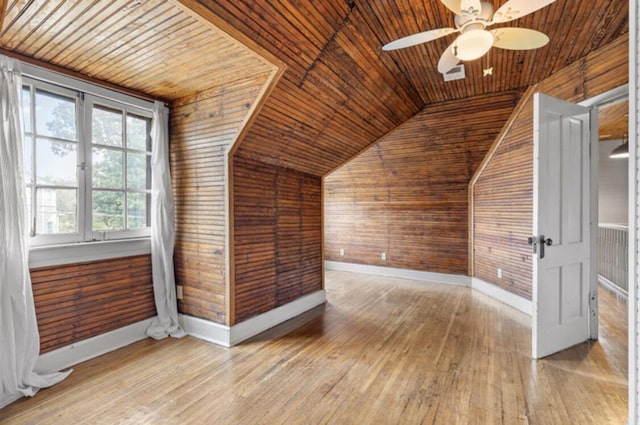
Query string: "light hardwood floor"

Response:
xmin=0 ymin=271 xmax=628 ymax=424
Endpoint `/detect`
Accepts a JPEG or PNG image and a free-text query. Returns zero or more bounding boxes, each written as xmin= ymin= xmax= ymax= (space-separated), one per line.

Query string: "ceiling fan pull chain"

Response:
xmin=484 ymin=49 xmax=493 ymax=77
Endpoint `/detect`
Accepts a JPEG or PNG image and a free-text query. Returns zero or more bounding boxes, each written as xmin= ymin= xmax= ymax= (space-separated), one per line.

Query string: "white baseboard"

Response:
xmin=598 ymin=274 xmax=628 ymax=298
xmin=180 ymin=290 xmax=327 ymax=347
xmin=35 ymin=316 xmax=157 ymax=374
xmin=179 ymin=314 xmax=231 ymax=348
xmin=472 ymin=278 xmax=532 ymax=315
xmin=230 ymin=290 xmax=326 ymax=345
xmin=325 ymin=261 xmax=471 ymax=287
xmin=324 ymin=262 xmax=530 ymax=316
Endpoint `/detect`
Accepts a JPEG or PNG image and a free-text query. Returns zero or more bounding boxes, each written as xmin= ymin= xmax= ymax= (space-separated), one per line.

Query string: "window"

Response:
xmin=22 ymin=78 xmax=153 ymax=246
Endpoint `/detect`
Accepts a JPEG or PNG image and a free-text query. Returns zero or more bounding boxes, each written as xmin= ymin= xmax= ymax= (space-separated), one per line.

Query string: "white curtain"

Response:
xmin=0 ymin=57 xmax=71 ymax=409
xmin=146 ymin=101 xmax=186 ymax=340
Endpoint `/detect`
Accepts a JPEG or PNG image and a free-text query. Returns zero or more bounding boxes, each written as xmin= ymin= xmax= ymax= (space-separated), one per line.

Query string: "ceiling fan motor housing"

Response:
xmin=454 ymin=2 xmax=494 ymax=29
xmin=383 ymin=0 xmax=555 ymax=75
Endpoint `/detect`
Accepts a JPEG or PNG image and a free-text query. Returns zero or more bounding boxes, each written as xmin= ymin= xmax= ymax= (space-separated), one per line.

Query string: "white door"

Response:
xmin=532 ymin=93 xmax=596 ymax=359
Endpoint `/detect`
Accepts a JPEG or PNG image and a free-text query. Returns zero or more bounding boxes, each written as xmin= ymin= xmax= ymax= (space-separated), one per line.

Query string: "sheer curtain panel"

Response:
xmin=146 ymin=101 xmax=186 ymax=340
xmin=0 ymin=57 xmax=71 ymax=409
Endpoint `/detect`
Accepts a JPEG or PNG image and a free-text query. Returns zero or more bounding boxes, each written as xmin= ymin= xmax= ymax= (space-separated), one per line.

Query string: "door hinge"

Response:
xmin=589 ymin=290 xmax=598 ymax=311
xmin=527 ymin=236 xmax=537 ymax=254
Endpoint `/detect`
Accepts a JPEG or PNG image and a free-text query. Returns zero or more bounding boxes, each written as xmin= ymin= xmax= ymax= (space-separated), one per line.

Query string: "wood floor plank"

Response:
xmin=0 ymin=271 xmax=628 ymax=424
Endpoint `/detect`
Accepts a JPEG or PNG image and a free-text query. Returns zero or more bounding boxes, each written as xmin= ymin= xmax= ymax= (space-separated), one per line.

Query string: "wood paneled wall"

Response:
xmin=171 ymin=74 xmax=271 ymax=324
xmin=31 ymin=255 xmax=155 ymax=354
xmin=233 ymin=156 xmax=322 ymax=323
xmin=471 ymin=34 xmax=629 ymax=299
xmin=324 ymin=92 xmax=520 ymax=274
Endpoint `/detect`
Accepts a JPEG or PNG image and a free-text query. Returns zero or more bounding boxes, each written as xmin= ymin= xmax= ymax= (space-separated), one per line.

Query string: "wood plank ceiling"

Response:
xmin=0 ymin=0 xmax=629 ymax=175
xmin=183 ymin=0 xmax=628 ymax=176
xmin=0 ymin=0 xmax=273 ymax=101
xmin=599 ymin=100 xmax=628 ymax=141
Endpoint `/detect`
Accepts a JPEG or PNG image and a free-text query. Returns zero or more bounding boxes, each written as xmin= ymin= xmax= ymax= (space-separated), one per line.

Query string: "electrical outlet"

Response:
xmin=381 ymin=252 xmax=387 ymax=260
xmin=340 ymin=248 xmax=345 ymax=256
xmin=176 ymin=285 xmax=183 ymax=300
xmin=497 ymin=268 xmax=503 ymax=279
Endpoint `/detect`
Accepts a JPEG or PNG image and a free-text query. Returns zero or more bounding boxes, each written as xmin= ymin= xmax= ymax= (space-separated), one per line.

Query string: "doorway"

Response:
xmin=531 ymin=87 xmax=629 ymax=359
xmin=595 ymin=93 xmax=630 ymax=383
xmin=532 ymin=93 xmax=594 ymax=359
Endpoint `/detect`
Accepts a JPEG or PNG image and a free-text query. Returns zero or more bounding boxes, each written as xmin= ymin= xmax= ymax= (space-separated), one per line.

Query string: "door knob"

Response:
xmin=539 ymin=235 xmax=552 ymax=259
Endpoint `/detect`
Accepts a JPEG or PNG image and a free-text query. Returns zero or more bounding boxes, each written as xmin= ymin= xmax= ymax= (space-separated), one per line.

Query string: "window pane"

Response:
xmin=24 ymin=136 xmax=33 ymax=185
xmin=127 ymin=152 xmax=149 ymax=190
xmin=93 ymin=148 xmax=123 ymax=189
xmin=93 ymin=191 xmax=124 ymax=231
xmin=36 ymin=139 xmax=77 ymax=186
xmin=93 ymin=106 xmax=122 ymax=147
xmin=35 ymin=90 xmax=76 ymax=140
xmin=127 ymin=115 xmax=149 ymax=151
xmin=36 ymin=188 xmax=77 ymax=234
xmin=22 ymin=87 xmax=31 ymax=133
xmin=127 ymin=192 xmax=148 ymax=229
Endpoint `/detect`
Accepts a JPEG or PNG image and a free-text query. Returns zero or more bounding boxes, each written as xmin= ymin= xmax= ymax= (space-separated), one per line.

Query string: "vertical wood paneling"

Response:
xmin=171 ymin=74 xmax=270 ymax=324
xmin=233 ymin=156 xmax=322 ymax=323
xmin=472 ymin=34 xmax=629 ymax=300
xmin=324 ymin=92 xmax=520 ymax=275
xmin=31 ymin=255 xmax=155 ymax=354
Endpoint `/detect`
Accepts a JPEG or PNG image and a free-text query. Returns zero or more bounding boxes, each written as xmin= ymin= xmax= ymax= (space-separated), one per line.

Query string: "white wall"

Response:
xmin=599 ymin=139 xmax=629 ymax=225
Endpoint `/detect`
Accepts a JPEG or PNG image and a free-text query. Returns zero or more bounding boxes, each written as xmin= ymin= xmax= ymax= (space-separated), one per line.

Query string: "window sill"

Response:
xmin=29 ymin=238 xmax=151 ymax=269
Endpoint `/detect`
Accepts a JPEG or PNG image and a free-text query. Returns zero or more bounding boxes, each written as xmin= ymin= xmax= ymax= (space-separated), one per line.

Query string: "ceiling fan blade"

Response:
xmin=440 ymin=0 xmax=461 ymax=15
xmin=383 ymin=28 xmax=457 ymax=51
xmin=460 ymin=0 xmax=482 ymax=16
xmin=438 ymin=40 xmax=461 ymax=74
xmin=492 ymin=0 xmax=557 ymax=23
xmin=491 ymin=28 xmax=549 ymax=50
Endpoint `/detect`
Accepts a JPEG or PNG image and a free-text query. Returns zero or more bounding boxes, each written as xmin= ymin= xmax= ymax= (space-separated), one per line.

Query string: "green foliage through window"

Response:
xmin=22 ymin=78 xmax=153 ymax=244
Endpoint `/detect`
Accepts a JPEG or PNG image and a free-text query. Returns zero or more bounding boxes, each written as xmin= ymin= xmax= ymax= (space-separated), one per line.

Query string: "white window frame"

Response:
xmin=84 ymin=95 xmax=153 ymax=242
xmin=22 ymin=78 xmax=83 ymax=246
xmin=20 ymin=62 xmax=156 ymax=258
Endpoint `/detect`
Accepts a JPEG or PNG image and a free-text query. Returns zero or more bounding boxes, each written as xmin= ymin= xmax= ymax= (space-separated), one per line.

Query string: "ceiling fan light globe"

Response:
xmin=454 ymin=30 xmax=494 ymax=61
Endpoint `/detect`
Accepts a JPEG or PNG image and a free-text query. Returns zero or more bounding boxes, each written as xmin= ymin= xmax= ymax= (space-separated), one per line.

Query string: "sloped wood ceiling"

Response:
xmin=0 ymin=0 xmax=629 ymax=175
xmin=599 ymin=100 xmax=628 ymax=141
xmin=0 ymin=0 xmax=273 ymax=101
xmin=181 ymin=0 xmax=627 ymax=176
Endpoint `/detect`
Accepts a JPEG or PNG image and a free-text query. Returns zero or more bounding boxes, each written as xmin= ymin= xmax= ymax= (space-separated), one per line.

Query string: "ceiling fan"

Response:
xmin=382 ymin=0 xmax=556 ymax=74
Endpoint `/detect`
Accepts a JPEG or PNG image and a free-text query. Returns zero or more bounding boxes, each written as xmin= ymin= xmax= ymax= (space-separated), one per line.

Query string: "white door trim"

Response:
xmin=590 ymin=107 xmax=600 ymax=340
xmin=629 ymin=0 xmax=639 ymax=421
xmin=580 ymin=86 xmax=627 ymax=340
